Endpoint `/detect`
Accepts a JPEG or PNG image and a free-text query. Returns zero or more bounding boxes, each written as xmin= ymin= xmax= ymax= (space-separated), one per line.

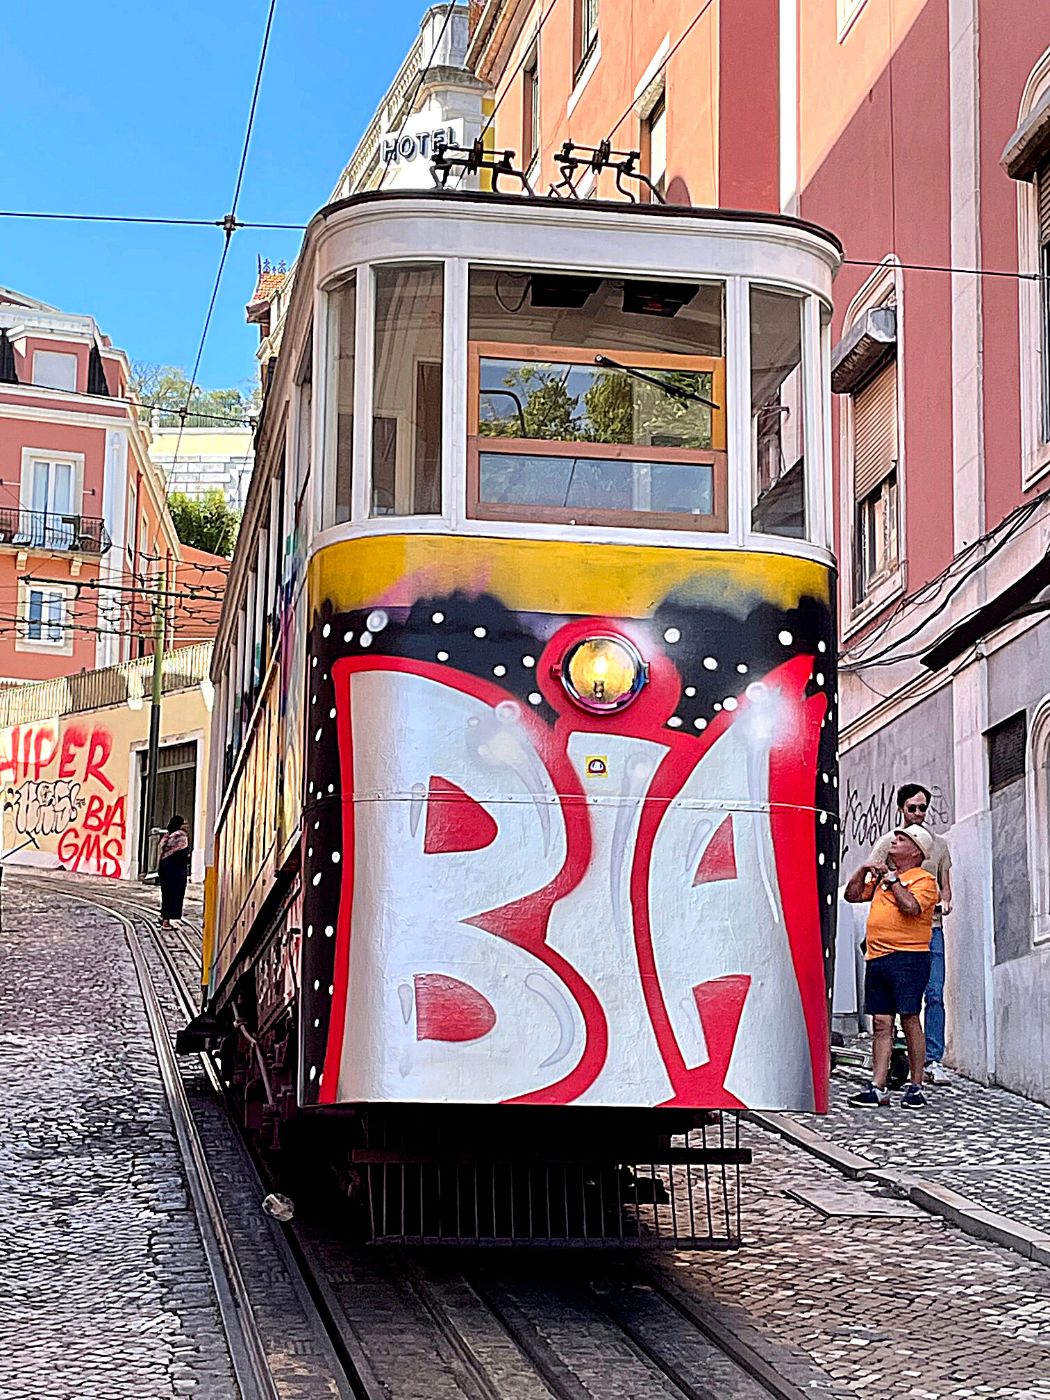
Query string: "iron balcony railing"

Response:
xmin=0 ymin=507 xmax=111 ymax=556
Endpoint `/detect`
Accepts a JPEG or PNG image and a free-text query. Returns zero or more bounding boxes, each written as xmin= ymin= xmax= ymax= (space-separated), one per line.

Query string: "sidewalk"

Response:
xmin=755 ymin=1058 xmax=1050 ymax=1266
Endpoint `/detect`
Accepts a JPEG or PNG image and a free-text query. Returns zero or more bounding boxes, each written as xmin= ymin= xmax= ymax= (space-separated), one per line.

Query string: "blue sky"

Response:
xmin=1 ymin=1 xmax=431 ymax=391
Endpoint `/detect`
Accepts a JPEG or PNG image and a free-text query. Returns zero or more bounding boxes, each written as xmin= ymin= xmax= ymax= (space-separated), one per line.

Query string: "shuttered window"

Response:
xmin=1038 ymin=161 xmax=1050 ymax=441
xmin=988 ymin=712 xmax=1027 ymax=794
xmin=853 ymin=361 xmax=897 ymax=499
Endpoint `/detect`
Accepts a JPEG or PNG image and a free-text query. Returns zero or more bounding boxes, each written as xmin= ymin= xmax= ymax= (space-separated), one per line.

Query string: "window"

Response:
xmin=1038 ymin=164 xmax=1050 ymax=442
xmin=32 ymin=351 xmax=77 ymax=392
xmin=837 ymin=0 xmax=868 ymax=37
xmin=1028 ymin=698 xmax=1050 ymax=943
xmin=20 ymin=454 xmax=78 ymax=549
xmin=371 ymin=264 xmax=443 ymax=517
xmin=852 ymin=362 xmax=900 ymax=601
xmin=467 ymin=267 xmax=725 ymax=529
xmin=324 ymin=277 xmax=356 ymax=528
xmin=641 ymin=95 xmax=666 ymax=201
xmin=128 ymin=480 xmax=138 ymax=563
xmin=573 ymin=0 xmax=599 ymax=78
xmin=750 ymin=287 xmax=806 ymax=538
xmin=19 ymin=584 xmax=72 ymax=651
xmin=523 ymin=53 xmax=539 ymax=169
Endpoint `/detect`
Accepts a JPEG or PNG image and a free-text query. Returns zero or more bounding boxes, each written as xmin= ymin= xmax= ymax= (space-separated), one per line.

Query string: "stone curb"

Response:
xmin=747 ymin=1109 xmax=1050 ymax=1267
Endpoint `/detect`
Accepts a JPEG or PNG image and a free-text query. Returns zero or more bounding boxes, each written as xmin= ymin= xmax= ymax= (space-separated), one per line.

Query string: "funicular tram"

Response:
xmin=182 ymin=146 xmax=842 ymax=1248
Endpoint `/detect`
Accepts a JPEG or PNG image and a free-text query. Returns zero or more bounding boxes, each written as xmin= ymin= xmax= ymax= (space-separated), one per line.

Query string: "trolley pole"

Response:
xmin=140 ymin=571 xmax=166 ymax=878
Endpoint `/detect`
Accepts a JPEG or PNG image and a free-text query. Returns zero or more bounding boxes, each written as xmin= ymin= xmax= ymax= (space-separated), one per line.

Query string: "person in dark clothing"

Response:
xmin=157 ymin=814 xmax=191 ymax=929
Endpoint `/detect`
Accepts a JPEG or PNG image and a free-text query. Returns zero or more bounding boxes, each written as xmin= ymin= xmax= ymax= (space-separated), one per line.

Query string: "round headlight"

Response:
xmin=559 ymin=635 xmax=648 ymax=713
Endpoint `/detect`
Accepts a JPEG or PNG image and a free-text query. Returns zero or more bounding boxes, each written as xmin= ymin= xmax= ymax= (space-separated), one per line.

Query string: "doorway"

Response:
xmin=139 ymin=740 xmax=197 ymax=875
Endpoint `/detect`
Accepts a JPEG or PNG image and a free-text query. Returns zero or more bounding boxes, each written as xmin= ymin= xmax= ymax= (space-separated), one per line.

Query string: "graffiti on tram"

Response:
xmin=0 ymin=721 xmax=127 ymax=878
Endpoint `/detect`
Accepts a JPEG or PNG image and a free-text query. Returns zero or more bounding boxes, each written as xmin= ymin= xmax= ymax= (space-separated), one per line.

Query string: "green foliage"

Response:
xmin=130 ymin=363 xmax=260 ymax=428
xmin=167 ymin=490 xmax=241 ymax=558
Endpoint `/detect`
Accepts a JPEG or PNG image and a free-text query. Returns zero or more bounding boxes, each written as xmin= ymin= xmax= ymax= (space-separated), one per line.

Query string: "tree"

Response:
xmin=168 ymin=490 xmax=242 ymax=557
xmin=130 ymin=363 xmax=260 ymax=428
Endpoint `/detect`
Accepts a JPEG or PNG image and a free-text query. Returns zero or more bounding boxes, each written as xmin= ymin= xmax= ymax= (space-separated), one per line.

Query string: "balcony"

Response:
xmin=0 ymin=507 xmax=111 ymax=556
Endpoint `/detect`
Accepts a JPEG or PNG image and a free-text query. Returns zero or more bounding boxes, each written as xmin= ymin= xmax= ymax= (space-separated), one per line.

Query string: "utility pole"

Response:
xmin=140 ymin=568 xmax=166 ymax=878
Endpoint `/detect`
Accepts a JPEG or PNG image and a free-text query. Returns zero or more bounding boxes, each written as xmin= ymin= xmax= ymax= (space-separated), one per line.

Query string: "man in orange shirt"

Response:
xmin=843 ymin=825 xmax=939 ymax=1109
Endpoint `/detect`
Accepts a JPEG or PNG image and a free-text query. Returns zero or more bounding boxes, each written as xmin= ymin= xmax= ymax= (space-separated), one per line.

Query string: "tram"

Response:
xmin=182 ymin=177 xmax=841 ymax=1246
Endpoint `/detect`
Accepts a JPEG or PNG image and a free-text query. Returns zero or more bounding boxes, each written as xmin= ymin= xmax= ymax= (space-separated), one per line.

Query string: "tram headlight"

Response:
xmin=557 ymin=636 xmax=648 ymax=713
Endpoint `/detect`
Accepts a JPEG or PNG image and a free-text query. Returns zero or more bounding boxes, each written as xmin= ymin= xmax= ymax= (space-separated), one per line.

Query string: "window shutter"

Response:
xmin=988 ymin=712 xmax=1027 ymax=793
xmin=853 ymin=361 xmax=898 ymax=499
xmin=1038 ymin=161 xmax=1050 ymax=245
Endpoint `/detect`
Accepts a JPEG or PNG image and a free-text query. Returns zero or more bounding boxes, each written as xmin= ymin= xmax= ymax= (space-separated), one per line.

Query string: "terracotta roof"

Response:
xmin=248 ymin=263 xmax=287 ymax=309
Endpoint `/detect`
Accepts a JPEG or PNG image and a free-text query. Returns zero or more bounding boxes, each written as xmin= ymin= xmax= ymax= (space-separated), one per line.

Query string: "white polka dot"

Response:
xmin=703 ymin=657 xmax=718 ymax=670
xmin=826 ymin=894 xmax=833 ymax=905
xmin=360 ymin=633 xmax=373 ymax=648
xmin=315 ymin=728 xmax=322 ymax=741
xmin=528 ymin=692 xmax=542 ymax=705
xmin=306 ymin=925 xmax=314 ymax=938
xmin=693 ymin=717 xmax=707 ymax=730
xmin=308 ymin=781 xmax=314 ymax=793
xmin=322 ymin=623 xmax=331 ymax=638
xmin=327 ymin=783 xmax=334 ymax=794
xmin=745 ymin=682 xmax=768 ymax=702
xmin=778 ymin=630 xmax=793 ymax=646
xmin=311 ymin=694 xmax=317 ymax=706
xmin=668 ymin=716 xmax=683 ymax=728
xmin=832 ymin=776 xmax=838 ymax=787
xmin=816 ymin=672 xmax=825 ymax=686
xmin=367 ymin=609 xmax=388 ymax=632
xmin=723 ymin=697 xmax=738 ymax=712
xmin=329 ymin=708 xmax=337 ymax=719
xmin=308 ymin=847 xmax=314 ymax=858
xmin=493 ymin=665 xmax=506 ymax=676
xmin=474 ymin=626 xmax=487 ymax=638
xmin=664 ymin=627 xmax=681 ymax=644
xmin=313 ymin=979 xmax=320 ymax=991
xmin=820 ymin=812 xmax=828 ymax=824
xmin=314 ymin=820 xmax=320 ymax=830
xmin=312 ymin=872 xmax=322 ymax=886
xmin=714 ymin=702 xmax=722 ymax=711
xmin=314 ymin=1018 xmax=320 ymax=1028
xmin=818 ymin=640 xmax=827 ymax=653
xmin=328 ymin=985 xmax=334 ymax=995
xmin=522 ymin=655 xmax=535 ymax=668
xmin=432 ymin=611 xmax=445 ymax=624
xmin=344 ymin=631 xmax=354 ymax=644
xmin=821 ymin=772 xmax=829 ymax=784
xmin=437 ymin=650 xmax=449 ymax=662
xmin=332 ymin=851 xmax=341 ymax=864
xmin=312 ymin=657 xmax=318 ymax=668
xmin=818 ymin=853 xmax=825 ymax=865
xmin=309 ymin=1066 xmax=317 ymax=1081
xmin=325 ymin=925 xmax=334 ymax=938
xmin=736 ymin=663 xmax=748 ymax=674
xmin=684 ymin=686 xmax=696 ymax=697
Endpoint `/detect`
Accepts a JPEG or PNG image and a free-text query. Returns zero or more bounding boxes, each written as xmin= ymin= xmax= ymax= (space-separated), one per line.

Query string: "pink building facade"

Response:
xmin=468 ymin=0 xmax=1050 ymax=1100
xmin=0 ymin=287 xmax=182 ymax=680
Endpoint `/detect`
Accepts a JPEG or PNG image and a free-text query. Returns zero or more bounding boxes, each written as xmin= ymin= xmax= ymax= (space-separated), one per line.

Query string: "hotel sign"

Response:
xmin=381 ymin=125 xmax=457 ymax=167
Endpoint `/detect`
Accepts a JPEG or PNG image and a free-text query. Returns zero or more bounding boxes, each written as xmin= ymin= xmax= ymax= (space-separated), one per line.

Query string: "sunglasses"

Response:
xmin=904 ymin=803 xmax=928 ymax=813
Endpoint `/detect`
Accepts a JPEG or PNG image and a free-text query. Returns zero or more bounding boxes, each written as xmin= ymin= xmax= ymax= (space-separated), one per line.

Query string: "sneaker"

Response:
xmin=848 ymin=1082 xmax=890 ymax=1108
xmin=901 ymin=1082 xmax=927 ymax=1109
xmin=925 ymin=1061 xmax=951 ymax=1086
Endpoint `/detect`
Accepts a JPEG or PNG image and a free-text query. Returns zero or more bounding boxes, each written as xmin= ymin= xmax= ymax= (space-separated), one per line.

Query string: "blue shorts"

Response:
xmin=864 ymin=951 xmax=932 ymax=1017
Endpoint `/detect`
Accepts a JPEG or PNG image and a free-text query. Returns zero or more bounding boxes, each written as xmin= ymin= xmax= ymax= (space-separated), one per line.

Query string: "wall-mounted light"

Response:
xmin=554 ymin=635 xmax=648 ymax=713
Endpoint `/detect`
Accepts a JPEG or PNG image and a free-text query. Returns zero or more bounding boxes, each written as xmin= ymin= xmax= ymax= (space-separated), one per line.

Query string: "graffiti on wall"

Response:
xmin=296 ymin=539 xmax=839 ymax=1115
xmin=840 ymin=777 xmax=950 ymax=867
xmin=0 ymin=722 xmax=127 ymax=877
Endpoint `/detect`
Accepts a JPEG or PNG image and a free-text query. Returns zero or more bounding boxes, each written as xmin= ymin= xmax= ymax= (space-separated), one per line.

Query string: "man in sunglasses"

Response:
xmin=868 ymin=783 xmax=954 ymax=1086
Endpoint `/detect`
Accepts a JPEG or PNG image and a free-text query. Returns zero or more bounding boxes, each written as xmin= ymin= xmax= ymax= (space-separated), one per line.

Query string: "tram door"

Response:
xmin=139 ymin=741 xmax=197 ymax=875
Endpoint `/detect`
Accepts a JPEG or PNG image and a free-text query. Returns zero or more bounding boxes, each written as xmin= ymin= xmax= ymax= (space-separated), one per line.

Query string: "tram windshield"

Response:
xmin=468 ymin=268 xmax=726 ymax=530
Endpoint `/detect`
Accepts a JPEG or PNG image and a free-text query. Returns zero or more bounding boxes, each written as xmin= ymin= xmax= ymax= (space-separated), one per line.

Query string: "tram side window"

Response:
xmin=371 ymin=264 xmax=443 ymax=517
xmin=324 ymin=277 xmax=355 ymax=527
xmin=750 ymin=287 xmax=806 ymax=539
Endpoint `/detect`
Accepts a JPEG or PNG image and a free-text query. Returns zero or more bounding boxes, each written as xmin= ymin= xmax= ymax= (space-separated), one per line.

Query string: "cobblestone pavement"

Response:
xmin=675 ymin=1118 xmax=1050 ymax=1400
xmin=781 ymin=1058 xmax=1050 ymax=1237
xmin=0 ymin=876 xmax=238 ymax=1400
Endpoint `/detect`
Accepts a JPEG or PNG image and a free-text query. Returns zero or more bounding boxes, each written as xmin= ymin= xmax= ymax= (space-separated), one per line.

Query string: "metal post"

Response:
xmin=140 ymin=571 xmax=166 ymax=878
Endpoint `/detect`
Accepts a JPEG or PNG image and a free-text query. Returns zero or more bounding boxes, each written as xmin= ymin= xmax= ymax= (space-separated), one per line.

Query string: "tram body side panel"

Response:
xmin=297 ymin=534 xmax=838 ymax=1113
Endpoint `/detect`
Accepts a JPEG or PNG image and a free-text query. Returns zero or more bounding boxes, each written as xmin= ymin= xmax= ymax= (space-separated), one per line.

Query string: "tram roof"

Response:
xmin=311 ymin=186 xmax=843 ymax=259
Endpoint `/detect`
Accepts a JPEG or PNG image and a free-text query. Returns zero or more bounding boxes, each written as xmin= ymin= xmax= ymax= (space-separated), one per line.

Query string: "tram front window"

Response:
xmin=371 ymin=264 xmax=443 ymax=517
xmin=468 ymin=268 xmax=725 ymax=529
xmin=750 ymin=286 xmax=806 ymax=539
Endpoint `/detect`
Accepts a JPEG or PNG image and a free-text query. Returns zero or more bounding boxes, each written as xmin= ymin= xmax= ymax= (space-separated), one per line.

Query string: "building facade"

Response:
xmin=148 ymin=426 xmax=254 ymax=512
xmin=467 ymin=0 xmax=1050 ymax=1103
xmin=0 ymin=287 xmax=191 ymax=679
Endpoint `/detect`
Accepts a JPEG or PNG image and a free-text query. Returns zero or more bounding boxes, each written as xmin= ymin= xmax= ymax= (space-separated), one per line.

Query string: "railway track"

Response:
xmin=15 ymin=870 xmax=816 ymax=1400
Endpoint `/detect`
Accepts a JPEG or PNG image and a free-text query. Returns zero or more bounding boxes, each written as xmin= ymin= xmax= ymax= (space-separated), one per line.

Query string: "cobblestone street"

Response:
xmin=3 ymin=872 xmax=1050 ymax=1400
xmin=0 ymin=877 xmax=236 ymax=1400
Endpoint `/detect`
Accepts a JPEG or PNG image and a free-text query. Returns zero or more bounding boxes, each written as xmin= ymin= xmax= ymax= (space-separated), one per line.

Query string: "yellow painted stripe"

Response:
xmin=310 ymin=534 xmax=831 ymax=618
